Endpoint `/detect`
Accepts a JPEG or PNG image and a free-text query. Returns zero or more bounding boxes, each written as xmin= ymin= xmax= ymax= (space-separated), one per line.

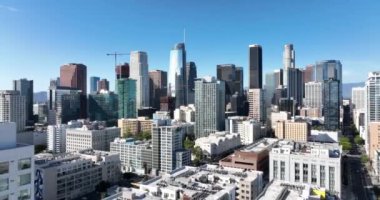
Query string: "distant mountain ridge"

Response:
xmin=33 ymin=91 xmax=47 ymax=103
xmin=342 ymin=82 xmax=365 ymax=99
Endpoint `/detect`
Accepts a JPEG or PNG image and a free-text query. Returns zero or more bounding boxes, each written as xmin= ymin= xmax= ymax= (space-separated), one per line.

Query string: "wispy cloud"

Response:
xmin=0 ymin=5 xmax=19 ymax=12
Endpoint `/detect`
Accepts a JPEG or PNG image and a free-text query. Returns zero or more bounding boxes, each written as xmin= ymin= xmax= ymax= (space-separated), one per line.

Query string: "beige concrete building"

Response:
xmin=275 ymin=120 xmax=310 ymax=142
xmin=369 ymin=122 xmax=380 ymax=159
xmin=248 ymin=89 xmax=265 ymax=122
xmin=118 ymin=117 xmax=153 ymax=137
xmin=300 ymin=107 xmax=323 ymax=118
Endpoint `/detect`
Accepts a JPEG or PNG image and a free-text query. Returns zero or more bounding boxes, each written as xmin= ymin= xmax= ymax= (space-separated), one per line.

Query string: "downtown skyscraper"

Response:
xmin=168 ymin=43 xmax=187 ymax=107
xmin=0 ymin=90 xmax=26 ymax=132
xmin=249 ymin=44 xmax=262 ymax=89
xmin=130 ymin=51 xmax=149 ymax=109
xmin=194 ymin=77 xmax=225 ymax=138
xmin=89 ymin=76 xmax=100 ymax=93
xmin=315 ymin=60 xmax=342 ymax=100
xmin=283 ymin=44 xmax=295 ymax=87
xmin=367 ymin=71 xmax=380 ymax=122
xmin=149 ymin=70 xmax=168 ymax=110
xmin=13 ymin=78 xmax=33 ymax=125
xmin=323 ymin=78 xmax=341 ymax=131
xmin=60 ymin=63 xmax=87 ymax=118
xmin=217 ymin=64 xmax=243 ymax=104
xmin=185 ymin=61 xmax=197 ymax=104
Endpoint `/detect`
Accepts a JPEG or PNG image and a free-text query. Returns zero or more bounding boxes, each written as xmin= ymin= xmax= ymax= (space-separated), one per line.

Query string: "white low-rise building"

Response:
xmin=174 ymin=104 xmax=195 ymax=123
xmin=270 ymin=111 xmax=289 ymax=130
xmin=226 ymin=117 xmax=263 ymax=145
xmin=269 ymin=140 xmax=342 ymax=198
xmin=0 ymin=122 xmax=34 ymax=200
xmin=47 ymin=120 xmax=83 ymax=153
xmin=110 ymin=138 xmax=153 ymax=174
xmin=309 ymin=130 xmax=341 ymax=143
xmin=195 ymin=132 xmax=241 ymax=158
xmin=257 ymin=180 xmax=331 ymax=200
xmin=35 ymin=150 xmax=120 ymax=200
xmin=139 ymin=165 xmax=263 ymax=200
xmin=66 ymin=123 xmax=120 ymax=152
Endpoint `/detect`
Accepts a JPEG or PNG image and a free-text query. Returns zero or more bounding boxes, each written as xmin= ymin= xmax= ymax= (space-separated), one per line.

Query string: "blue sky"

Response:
xmin=0 ymin=0 xmax=379 ymax=91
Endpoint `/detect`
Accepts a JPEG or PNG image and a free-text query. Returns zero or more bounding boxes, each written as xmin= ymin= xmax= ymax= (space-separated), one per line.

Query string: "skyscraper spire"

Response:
xmin=183 ymin=28 xmax=186 ymax=43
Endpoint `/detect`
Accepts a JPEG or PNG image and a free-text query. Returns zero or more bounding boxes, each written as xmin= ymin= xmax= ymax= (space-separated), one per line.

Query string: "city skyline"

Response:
xmin=0 ymin=0 xmax=379 ymax=91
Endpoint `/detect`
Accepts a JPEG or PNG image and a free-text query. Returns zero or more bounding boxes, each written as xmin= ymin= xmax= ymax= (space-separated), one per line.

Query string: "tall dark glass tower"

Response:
xmin=323 ymin=78 xmax=340 ymax=130
xmin=185 ymin=62 xmax=197 ymax=104
xmin=216 ymin=64 xmax=243 ymax=105
xmin=249 ymin=45 xmax=262 ymax=89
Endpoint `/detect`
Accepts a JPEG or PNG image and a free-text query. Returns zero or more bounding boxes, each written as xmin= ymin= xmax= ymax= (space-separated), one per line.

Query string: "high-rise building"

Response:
xmin=0 ymin=122 xmax=34 ymax=200
xmin=248 ymin=89 xmax=265 ymax=123
xmin=217 ymin=64 xmax=243 ymax=104
xmin=47 ymin=86 xmax=81 ymax=125
xmin=283 ymin=44 xmax=295 ymax=87
xmin=89 ymin=76 xmax=100 ymax=93
xmin=369 ymin=122 xmax=380 ymax=159
xmin=303 ymin=65 xmax=315 ymax=83
xmin=130 ymin=51 xmax=149 ymax=109
xmin=115 ymin=63 xmax=130 ymax=80
xmin=352 ymin=87 xmax=366 ymax=110
xmin=367 ymin=72 xmax=380 ymax=122
xmin=249 ymin=44 xmax=262 ymax=89
xmin=194 ymin=77 xmax=225 ymax=138
xmin=315 ymin=60 xmax=342 ymax=99
xmin=88 ymin=91 xmax=118 ymax=125
xmin=149 ymin=70 xmax=167 ymax=109
xmin=323 ymin=79 xmax=341 ymax=131
xmin=168 ymin=43 xmax=187 ymax=107
xmin=269 ymin=141 xmax=342 ymax=197
xmin=265 ymin=72 xmax=276 ymax=107
xmin=304 ymin=81 xmax=323 ymax=108
xmin=159 ymin=125 xmax=188 ymax=173
xmin=151 ymin=120 xmax=190 ymax=173
xmin=98 ymin=78 xmax=109 ymax=91
xmin=60 ymin=63 xmax=87 ymax=94
xmin=185 ymin=61 xmax=197 ymax=104
xmin=274 ymin=69 xmax=283 ymax=88
xmin=60 ymin=63 xmax=87 ymax=118
xmin=13 ymin=79 xmax=33 ymax=125
xmin=116 ymin=78 xmax=137 ymax=118
xmin=0 ymin=90 xmax=26 ymax=132
xmin=286 ymin=68 xmax=304 ymax=106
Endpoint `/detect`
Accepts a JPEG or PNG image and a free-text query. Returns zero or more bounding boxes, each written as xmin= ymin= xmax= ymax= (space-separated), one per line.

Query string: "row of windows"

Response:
xmin=0 ymin=158 xmax=31 ymax=175
xmin=0 ymin=173 xmax=31 ymax=192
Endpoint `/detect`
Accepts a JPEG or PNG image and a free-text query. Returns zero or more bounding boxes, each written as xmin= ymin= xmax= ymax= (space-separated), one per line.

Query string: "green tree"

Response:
xmin=339 ymin=136 xmax=352 ymax=151
xmin=354 ymin=135 xmax=364 ymax=145
xmin=142 ymin=131 xmax=151 ymax=140
xmin=184 ymin=137 xmax=195 ymax=150
xmin=193 ymin=146 xmax=203 ymax=160
xmin=361 ymin=155 xmax=369 ymax=164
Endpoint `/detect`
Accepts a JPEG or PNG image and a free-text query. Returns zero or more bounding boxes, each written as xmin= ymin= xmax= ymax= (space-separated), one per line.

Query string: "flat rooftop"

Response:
xmin=241 ymin=138 xmax=279 ymax=153
xmin=257 ymin=181 xmax=310 ymax=200
xmin=141 ymin=164 xmax=262 ymax=199
xmin=35 ymin=150 xmax=117 ymax=169
xmin=271 ymin=140 xmax=341 ymax=158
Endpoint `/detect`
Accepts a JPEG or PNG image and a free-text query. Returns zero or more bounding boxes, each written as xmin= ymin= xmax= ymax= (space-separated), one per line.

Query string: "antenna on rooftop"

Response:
xmin=183 ymin=28 xmax=186 ymax=43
